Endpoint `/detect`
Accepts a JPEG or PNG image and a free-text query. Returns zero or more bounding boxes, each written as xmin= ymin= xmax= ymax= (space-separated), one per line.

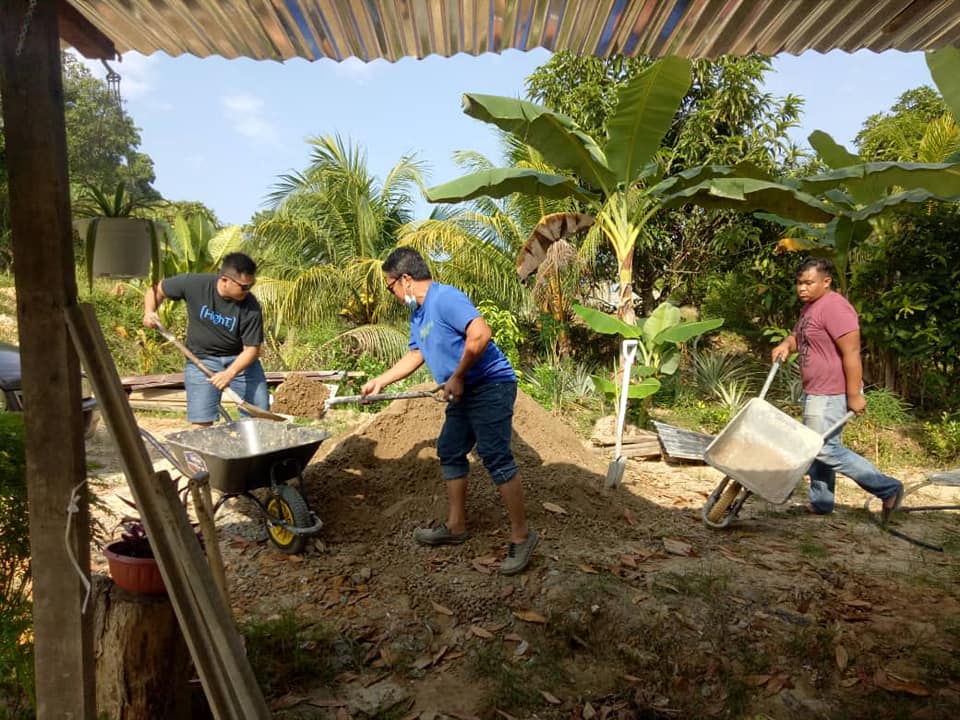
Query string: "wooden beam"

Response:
xmin=0 ymin=1 xmax=94 ymax=716
xmin=67 ymin=303 xmax=271 ymax=720
xmin=57 ymin=0 xmax=117 ymax=60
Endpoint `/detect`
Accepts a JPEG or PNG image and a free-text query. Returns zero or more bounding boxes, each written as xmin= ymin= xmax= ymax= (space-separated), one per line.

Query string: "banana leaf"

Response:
xmin=424 ymin=168 xmax=595 ymax=204
xmin=795 ymin=161 xmax=960 ymax=199
xmin=926 ymin=47 xmax=960 ymax=126
xmin=604 ymin=56 xmax=692 ymax=187
xmin=660 ymin=178 xmax=835 ymax=223
xmin=461 ymin=94 xmax=614 ymax=191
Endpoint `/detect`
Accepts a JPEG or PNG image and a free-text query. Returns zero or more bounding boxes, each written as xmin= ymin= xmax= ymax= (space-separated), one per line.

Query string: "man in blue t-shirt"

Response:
xmin=361 ymin=248 xmax=538 ymax=575
xmin=143 ymin=252 xmax=269 ymax=426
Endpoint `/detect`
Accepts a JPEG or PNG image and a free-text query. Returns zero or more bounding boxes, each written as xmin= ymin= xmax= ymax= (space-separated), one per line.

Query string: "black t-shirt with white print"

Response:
xmin=161 ymin=274 xmax=263 ymax=357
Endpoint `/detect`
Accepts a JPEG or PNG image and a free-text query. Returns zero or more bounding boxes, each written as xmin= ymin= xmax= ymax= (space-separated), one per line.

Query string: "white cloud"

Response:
xmin=221 ymin=93 xmax=280 ymax=145
xmin=331 ymin=56 xmax=380 ymax=83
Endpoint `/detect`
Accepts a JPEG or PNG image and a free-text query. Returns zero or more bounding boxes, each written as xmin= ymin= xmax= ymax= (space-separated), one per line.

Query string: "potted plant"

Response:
xmin=103 ymin=517 xmax=166 ymax=595
xmin=73 ymin=182 xmax=164 ymax=287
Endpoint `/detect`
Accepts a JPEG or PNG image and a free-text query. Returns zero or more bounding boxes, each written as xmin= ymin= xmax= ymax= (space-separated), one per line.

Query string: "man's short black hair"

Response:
xmin=796 ymin=256 xmax=833 ymax=279
xmin=383 ymin=247 xmax=431 ymax=281
xmin=221 ymin=252 xmax=257 ymax=276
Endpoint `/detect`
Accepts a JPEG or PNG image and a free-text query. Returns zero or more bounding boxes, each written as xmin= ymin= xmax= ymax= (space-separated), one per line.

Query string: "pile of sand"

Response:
xmin=305 ymin=387 xmax=661 ymax=547
xmin=271 ymin=375 xmax=331 ymax=419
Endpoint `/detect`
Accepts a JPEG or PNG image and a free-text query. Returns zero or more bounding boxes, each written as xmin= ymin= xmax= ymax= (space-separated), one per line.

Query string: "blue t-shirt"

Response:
xmin=409 ymin=283 xmax=515 ymax=386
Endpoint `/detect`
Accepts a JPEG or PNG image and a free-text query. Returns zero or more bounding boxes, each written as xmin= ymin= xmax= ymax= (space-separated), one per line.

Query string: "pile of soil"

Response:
xmin=271 ymin=375 xmax=331 ymax=419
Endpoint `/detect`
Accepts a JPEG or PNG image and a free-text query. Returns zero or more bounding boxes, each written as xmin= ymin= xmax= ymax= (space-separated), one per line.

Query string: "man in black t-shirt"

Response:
xmin=143 ymin=252 xmax=269 ymax=425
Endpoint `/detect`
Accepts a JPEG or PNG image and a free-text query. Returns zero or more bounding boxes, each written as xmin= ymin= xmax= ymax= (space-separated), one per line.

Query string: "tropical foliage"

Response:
xmin=251 ymin=135 xmax=424 ymax=329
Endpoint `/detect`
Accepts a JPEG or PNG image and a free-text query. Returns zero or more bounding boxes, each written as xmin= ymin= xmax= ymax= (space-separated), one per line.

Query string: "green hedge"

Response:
xmin=0 ymin=412 xmax=35 ymax=716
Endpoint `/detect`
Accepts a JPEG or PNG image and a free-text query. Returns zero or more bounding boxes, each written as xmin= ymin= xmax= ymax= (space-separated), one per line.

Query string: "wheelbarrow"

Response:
xmin=702 ymin=362 xmax=852 ymax=528
xmin=143 ymin=419 xmax=330 ymax=553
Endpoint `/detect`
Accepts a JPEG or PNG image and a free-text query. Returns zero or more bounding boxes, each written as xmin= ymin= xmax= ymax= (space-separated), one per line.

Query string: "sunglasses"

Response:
xmin=223 ymin=275 xmax=255 ymax=291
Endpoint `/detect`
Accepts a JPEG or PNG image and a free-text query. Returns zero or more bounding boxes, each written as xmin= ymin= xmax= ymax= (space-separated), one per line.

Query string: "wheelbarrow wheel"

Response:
xmin=265 ymin=485 xmax=311 ymax=554
xmin=706 ymin=479 xmax=743 ymax=525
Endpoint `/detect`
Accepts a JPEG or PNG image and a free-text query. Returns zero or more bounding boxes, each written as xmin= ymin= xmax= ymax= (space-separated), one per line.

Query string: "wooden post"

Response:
xmin=92 ymin=575 xmax=192 ymax=719
xmin=0 ymin=1 xmax=95 ymax=716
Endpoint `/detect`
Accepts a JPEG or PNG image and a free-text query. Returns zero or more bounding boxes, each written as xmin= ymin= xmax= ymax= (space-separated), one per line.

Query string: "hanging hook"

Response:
xmin=101 ymin=59 xmax=122 ymax=104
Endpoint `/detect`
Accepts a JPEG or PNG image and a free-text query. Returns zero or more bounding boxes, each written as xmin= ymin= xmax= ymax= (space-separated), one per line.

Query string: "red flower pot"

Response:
xmin=104 ymin=539 xmax=165 ymax=595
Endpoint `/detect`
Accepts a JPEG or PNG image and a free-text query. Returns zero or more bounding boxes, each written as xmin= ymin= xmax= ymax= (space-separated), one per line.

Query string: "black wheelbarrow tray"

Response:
xmin=154 ymin=419 xmax=329 ymax=553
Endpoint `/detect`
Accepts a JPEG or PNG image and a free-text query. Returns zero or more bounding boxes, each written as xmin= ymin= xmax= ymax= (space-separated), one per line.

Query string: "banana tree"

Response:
xmin=573 ymin=301 xmax=724 ymax=403
xmin=663 ymin=47 xmax=960 ymax=292
xmin=425 ymin=57 xmax=697 ymax=324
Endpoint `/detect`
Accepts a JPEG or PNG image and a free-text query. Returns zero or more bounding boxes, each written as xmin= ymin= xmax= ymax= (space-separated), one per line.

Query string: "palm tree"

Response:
xmin=251 ymin=135 xmax=425 ymax=331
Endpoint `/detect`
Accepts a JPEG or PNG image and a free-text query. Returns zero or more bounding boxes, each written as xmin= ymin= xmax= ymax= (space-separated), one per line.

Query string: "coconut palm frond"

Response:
xmin=451 ymin=150 xmax=496 ymax=174
xmin=331 ymin=324 xmax=410 ymax=364
xmin=918 ymin=113 xmax=960 ymax=163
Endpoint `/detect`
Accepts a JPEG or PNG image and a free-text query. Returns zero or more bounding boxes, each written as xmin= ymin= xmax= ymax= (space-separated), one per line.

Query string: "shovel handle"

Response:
xmin=327 ymin=386 xmax=444 ymax=406
xmin=153 ymin=321 xmax=213 ymax=378
xmin=153 ymin=321 xmax=282 ymax=419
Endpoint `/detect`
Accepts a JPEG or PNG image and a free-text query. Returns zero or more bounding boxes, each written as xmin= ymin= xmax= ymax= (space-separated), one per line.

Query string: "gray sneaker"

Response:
xmin=413 ymin=525 xmax=470 ymax=546
xmin=500 ymin=528 xmax=539 ymax=575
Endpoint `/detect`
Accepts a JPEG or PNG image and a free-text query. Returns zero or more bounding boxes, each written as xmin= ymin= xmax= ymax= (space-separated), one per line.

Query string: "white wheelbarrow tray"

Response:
xmin=703 ymin=397 xmax=825 ymax=505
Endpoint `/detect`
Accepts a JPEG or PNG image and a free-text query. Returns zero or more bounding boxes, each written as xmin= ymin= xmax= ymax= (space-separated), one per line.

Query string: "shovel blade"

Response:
xmin=605 ymin=456 xmax=626 ymax=488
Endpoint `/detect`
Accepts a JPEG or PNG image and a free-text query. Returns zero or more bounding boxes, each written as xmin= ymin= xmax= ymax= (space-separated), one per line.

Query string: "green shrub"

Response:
xmin=921 ymin=412 xmax=960 ymax=462
xmin=862 ymin=388 xmax=912 ymax=428
xmin=0 ymin=413 xmax=34 ymax=715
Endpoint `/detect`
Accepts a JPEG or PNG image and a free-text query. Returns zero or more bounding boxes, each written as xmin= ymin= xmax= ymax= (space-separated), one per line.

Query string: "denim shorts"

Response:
xmin=437 ymin=382 xmax=518 ymax=484
xmin=184 ymin=356 xmax=269 ymax=424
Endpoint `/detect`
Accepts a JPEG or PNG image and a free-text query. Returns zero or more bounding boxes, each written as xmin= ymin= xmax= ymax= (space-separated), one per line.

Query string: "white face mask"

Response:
xmin=404 ymin=294 xmax=418 ymax=310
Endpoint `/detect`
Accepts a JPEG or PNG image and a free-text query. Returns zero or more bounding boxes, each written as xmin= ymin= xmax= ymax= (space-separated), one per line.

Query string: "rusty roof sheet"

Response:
xmin=65 ymin=0 xmax=960 ymax=62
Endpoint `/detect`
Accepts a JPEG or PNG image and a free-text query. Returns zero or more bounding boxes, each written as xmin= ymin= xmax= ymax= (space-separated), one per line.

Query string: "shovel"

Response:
xmin=606 ymin=339 xmax=639 ymax=488
xmin=152 ymin=321 xmax=287 ymax=422
xmin=321 ymin=386 xmax=445 ymax=416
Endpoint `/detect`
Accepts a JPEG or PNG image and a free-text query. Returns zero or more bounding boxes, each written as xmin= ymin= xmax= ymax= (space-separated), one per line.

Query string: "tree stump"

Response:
xmin=92 ymin=573 xmax=191 ymax=719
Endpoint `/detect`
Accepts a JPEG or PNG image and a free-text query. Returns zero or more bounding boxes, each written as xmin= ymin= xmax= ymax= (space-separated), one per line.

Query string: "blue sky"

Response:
xmin=82 ymin=48 xmax=933 ymax=226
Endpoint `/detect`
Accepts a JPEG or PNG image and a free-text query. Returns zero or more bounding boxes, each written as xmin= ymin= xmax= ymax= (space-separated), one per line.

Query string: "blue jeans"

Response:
xmin=437 ymin=382 xmax=518 ymax=485
xmin=184 ymin=356 xmax=269 ymax=424
xmin=802 ymin=393 xmax=902 ymax=513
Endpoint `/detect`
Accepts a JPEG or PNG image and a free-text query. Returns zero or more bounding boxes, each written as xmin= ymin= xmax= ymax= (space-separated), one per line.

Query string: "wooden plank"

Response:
xmin=119 ymin=369 xmax=364 ymax=391
xmin=0 ymin=3 xmax=95 ymax=715
xmin=591 ymin=430 xmax=660 ymax=446
xmin=67 ymin=304 xmax=271 ymax=720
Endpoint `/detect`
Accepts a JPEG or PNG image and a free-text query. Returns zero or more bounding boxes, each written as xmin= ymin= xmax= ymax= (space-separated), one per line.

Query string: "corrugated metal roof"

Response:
xmin=65 ymin=0 xmax=960 ymax=63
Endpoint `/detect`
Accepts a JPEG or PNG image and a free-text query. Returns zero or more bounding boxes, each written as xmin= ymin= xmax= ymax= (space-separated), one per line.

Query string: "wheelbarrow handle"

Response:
xmin=821 ymin=411 xmax=855 ymax=440
xmin=758 ymin=360 xmax=780 ymax=401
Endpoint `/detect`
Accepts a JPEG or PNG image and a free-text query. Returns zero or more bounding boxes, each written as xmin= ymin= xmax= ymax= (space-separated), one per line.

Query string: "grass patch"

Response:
xmin=241 ymin=611 xmax=354 ymax=699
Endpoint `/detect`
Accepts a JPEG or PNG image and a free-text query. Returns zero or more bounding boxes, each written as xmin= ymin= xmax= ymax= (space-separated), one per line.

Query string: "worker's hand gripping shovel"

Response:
xmin=606 ymin=339 xmax=639 ymax=489
xmin=152 ymin=320 xmax=287 ymax=422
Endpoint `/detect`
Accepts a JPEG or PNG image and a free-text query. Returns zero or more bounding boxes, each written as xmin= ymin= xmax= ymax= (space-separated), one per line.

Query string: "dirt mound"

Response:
xmin=271 ymin=375 xmax=331 ymax=419
xmin=306 ymin=387 xmax=663 ymax=554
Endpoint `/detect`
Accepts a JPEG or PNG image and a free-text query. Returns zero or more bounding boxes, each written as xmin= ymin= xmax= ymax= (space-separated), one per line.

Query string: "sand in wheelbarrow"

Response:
xmin=271 ymin=375 xmax=331 ymax=419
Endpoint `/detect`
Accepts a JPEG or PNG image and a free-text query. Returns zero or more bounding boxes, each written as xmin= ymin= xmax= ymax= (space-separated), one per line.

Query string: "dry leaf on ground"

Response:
xmin=512 ymin=609 xmax=548 ymax=624
xmin=835 ymin=644 xmax=849 ymax=670
xmin=540 ymin=690 xmax=561 ymax=705
xmin=543 ymin=501 xmax=568 ymax=515
xmin=662 ymin=538 xmax=694 ymax=556
xmin=873 ymin=670 xmax=930 ymax=696
xmin=470 ymin=625 xmax=494 ymax=639
xmin=431 ymin=601 xmax=454 ymax=616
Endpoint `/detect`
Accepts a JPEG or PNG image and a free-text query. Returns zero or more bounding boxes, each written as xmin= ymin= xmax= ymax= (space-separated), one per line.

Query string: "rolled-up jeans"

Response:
xmin=802 ymin=393 xmax=902 ymax=514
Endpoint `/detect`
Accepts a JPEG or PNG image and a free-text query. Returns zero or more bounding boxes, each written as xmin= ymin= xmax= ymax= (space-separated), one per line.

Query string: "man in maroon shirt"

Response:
xmin=772 ymin=258 xmax=903 ymax=519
